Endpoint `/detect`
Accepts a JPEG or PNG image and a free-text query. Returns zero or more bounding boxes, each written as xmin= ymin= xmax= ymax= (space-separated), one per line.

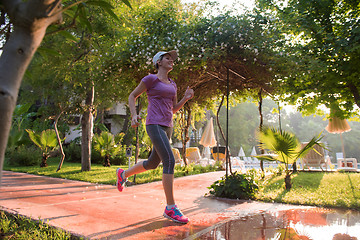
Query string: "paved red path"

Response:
xmin=0 ymin=170 xmax=308 ymax=239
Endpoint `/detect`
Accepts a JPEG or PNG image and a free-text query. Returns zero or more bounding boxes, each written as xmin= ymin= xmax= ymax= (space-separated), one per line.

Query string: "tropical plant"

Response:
xmin=93 ymin=132 xmax=124 ymax=167
xmin=255 ymin=127 xmax=323 ymax=190
xmin=7 ymin=104 xmax=35 ymax=150
xmin=26 ymin=129 xmax=59 ymax=167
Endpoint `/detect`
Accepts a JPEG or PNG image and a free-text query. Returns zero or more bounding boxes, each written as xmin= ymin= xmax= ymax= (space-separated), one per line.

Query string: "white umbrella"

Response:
xmin=326 ymin=115 xmax=351 ymax=159
xmin=199 ymin=117 xmax=217 ymax=158
xmin=251 ymin=146 xmax=258 ymax=162
xmin=238 ymin=146 xmax=245 ymax=160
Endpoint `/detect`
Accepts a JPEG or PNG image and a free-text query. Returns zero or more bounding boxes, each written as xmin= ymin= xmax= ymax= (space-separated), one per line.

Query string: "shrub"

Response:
xmin=208 ymin=172 xmax=259 ymax=200
xmin=63 ymin=142 xmax=81 ymax=163
xmin=92 ymin=146 xmax=127 ymax=165
xmin=63 ymin=141 xmax=128 ymax=165
xmin=139 ymin=145 xmax=150 ymax=159
xmin=111 ymin=147 xmax=127 ymax=165
xmin=91 ymin=148 xmax=103 ymax=164
xmin=5 ymin=146 xmax=42 ymax=166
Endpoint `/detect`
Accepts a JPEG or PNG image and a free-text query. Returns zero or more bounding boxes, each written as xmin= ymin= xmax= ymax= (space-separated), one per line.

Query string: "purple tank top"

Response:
xmin=141 ymin=74 xmax=177 ymax=127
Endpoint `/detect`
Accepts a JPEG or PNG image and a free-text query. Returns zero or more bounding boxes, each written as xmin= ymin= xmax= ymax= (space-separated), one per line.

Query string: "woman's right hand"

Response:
xmin=184 ymin=86 xmax=194 ymax=100
xmin=131 ymin=115 xmax=141 ymax=128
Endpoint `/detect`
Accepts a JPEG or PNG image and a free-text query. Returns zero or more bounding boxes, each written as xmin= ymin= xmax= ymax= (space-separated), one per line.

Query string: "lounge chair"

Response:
xmin=301 ymin=143 xmax=328 ymax=171
xmin=211 ymin=146 xmax=227 ymax=162
xmin=185 ymin=147 xmax=201 ymax=164
xmin=172 ymin=148 xmax=183 ymax=165
xmin=337 ymin=157 xmax=358 ymax=171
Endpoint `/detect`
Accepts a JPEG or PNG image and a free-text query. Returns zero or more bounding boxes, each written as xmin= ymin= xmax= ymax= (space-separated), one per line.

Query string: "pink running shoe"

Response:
xmin=116 ymin=168 xmax=126 ymax=192
xmin=163 ymin=205 xmax=189 ymax=224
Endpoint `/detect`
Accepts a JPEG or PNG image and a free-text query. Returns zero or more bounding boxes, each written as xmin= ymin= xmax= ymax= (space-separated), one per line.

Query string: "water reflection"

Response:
xmin=198 ymin=208 xmax=360 ymax=240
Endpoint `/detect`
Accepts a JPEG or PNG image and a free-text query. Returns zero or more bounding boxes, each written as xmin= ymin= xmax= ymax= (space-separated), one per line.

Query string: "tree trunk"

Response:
xmin=258 ymin=89 xmax=264 ymax=174
xmin=133 ymin=98 xmax=141 ymax=183
xmin=103 ymin=154 xmax=111 ymax=167
xmin=347 ymin=82 xmax=360 ymax=110
xmin=81 ymin=83 xmax=94 ymax=172
xmin=95 ymin=109 xmax=104 ymax=134
xmin=285 ymin=174 xmax=292 ymax=190
xmin=292 ymin=162 xmax=297 ymax=173
xmin=0 ymin=1 xmax=62 ymax=183
xmin=181 ymin=104 xmax=191 ymax=166
xmin=40 ymin=154 xmax=49 ymax=168
xmin=216 ymin=95 xmax=232 ymax=174
xmin=55 ymin=111 xmax=66 ymax=172
xmin=122 ymin=107 xmax=132 ymax=146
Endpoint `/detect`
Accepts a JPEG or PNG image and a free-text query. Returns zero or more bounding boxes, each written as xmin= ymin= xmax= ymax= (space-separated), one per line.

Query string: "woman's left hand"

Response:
xmin=184 ymin=86 xmax=194 ymax=100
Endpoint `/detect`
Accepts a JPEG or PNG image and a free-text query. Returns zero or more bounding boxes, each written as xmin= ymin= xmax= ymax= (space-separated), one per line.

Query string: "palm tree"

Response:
xmin=256 ymin=127 xmax=323 ymax=190
xmin=26 ymin=129 xmax=58 ymax=167
xmin=93 ymin=132 xmax=124 ymax=167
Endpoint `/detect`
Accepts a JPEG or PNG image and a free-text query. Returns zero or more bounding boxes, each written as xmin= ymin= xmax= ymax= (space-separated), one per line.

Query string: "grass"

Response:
xmin=3 ymin=157 xmax=222 ymax=185
xmin=0 ymin=211 xmax=82 ymax=240
xmin=256 ymin=170 xmax=360 ymax=210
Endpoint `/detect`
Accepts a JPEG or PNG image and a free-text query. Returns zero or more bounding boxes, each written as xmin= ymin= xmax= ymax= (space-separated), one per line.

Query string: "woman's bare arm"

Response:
xmin=128 ymin=81 xmax=147 ymax=128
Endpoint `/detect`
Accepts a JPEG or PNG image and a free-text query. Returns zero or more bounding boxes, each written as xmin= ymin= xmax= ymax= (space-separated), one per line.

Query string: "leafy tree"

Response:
xmin=116 ymin=2 xmax=285 ymax=105
xmin=0 ymin=0 xmax=131 ymax=181
xmin=112 ymin=1 xmax=288 ymax=165
xmin=26 ymin=129 xmax=59 ymax=167
xmin=256 ymin=0 xmax=360 ymax=118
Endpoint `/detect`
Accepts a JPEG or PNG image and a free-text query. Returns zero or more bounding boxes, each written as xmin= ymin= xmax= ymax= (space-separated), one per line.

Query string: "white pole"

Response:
xmin=340 ymin=133 xmax=346 ymax=159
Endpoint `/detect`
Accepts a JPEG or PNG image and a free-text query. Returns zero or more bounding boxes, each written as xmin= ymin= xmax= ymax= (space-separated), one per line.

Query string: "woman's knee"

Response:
xmin=143 ymin=160 xmax=160 ymax=170
xmin=163 ymin=157 xmax=175 ymax=174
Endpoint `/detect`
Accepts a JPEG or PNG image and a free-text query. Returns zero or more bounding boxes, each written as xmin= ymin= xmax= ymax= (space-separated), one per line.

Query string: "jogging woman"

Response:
xmin=116 ymin=50 xmax=194 ymax=224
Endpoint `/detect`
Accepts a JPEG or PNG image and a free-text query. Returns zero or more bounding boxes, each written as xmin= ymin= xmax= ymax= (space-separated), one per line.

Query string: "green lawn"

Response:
xmin=256 ymin=171 xmax=360 ymax=210
xmin=3 ymin=157 xmax=221 ymax=185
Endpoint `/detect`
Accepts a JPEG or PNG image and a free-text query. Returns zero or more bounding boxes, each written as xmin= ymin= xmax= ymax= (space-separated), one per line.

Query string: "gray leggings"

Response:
xmin=143 ymin=124 xmax=175 ymax=174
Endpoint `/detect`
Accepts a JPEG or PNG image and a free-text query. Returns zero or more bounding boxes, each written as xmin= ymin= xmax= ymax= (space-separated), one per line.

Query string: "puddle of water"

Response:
xmin=198 ymin=208 xmax=360 ymax=240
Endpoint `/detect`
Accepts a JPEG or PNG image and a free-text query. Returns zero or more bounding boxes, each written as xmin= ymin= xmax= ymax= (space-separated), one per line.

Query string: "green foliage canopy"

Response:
xmin=256 ymin=0 xmax=360 ymax=117
xmin=113 ymin=1 xmax=287 ymax=108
